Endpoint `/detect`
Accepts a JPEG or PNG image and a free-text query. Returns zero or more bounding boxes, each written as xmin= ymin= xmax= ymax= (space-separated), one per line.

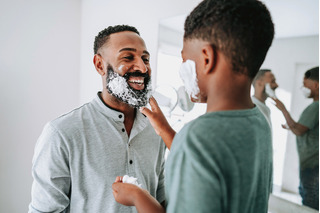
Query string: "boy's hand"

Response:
xmin=140 ymin=96 xmax=176 ymax=149
xmin=112 ymin=176 xmax=142 ymax=206
xmin=140 ymin=96 xmax=170 ymax=136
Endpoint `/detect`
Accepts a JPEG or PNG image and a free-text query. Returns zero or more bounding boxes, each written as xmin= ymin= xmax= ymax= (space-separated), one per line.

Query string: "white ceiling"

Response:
xmin=160 ymin=0 xmax=319 ymax=38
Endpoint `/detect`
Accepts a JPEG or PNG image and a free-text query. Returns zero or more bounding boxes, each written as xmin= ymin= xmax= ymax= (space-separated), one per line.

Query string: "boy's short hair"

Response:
xmin=184 ymin=0 xmax=274 ymax=78
xmin=304 ymin=67 xmax=319 ymax=82
xmin=94 ymin=25 xmax=140 ymax=54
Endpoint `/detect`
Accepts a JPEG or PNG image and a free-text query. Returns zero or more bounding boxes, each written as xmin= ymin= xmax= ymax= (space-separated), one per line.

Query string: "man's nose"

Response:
xmin=133 ymin=58 xmax=148 ymax=73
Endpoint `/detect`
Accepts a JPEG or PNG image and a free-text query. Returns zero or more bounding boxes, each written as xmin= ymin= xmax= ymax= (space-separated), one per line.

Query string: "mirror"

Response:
xmin=153 ymin=85 xmax=178 ymax=117
xmin=177 ymin=86 xmax=194 ymax=112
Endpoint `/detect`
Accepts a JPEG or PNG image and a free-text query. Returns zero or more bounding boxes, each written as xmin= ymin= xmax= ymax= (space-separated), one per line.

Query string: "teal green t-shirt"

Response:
xmin=297 ymin=101 xmax=319 ymax=170
xmin=165 ymin=107 xmax=273 ymax=213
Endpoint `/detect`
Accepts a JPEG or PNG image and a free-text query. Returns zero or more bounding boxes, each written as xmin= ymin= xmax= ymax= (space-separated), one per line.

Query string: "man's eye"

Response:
xmin=143 ymin=58 xmax=150 ymax=63
xmin=124 ymin=56 xmax=134 ymax=60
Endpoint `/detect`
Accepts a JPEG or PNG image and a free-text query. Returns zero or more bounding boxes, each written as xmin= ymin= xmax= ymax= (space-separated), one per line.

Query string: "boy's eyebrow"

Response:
xmin=119 ymin=48 xmax=150 ymax=56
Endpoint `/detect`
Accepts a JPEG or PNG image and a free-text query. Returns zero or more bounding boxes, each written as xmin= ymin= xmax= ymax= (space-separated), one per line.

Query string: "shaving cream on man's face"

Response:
xmin=265 ymin=83 xmax=276 ymax=98
xmin=179 ymin=60 xmax=200 ymax=100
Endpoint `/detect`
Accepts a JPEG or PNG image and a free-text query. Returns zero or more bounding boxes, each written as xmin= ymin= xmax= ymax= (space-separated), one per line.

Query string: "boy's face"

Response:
xmin=181 ymin=39 xmax=207 ymax=103
xmin=303 ymin=78 xmax=318 ymax=98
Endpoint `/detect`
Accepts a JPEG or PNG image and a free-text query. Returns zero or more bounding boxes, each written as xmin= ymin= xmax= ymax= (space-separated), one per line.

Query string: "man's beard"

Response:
xmin=106 ymin=64 xmax=152 ymax=108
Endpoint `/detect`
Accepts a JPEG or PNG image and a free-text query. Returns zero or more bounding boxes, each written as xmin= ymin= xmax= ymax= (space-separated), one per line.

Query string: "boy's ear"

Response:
xmin=93 ymin=54 xmax=106 ymax=76
xmin=202 ymin=44 xmax=216 ymax=74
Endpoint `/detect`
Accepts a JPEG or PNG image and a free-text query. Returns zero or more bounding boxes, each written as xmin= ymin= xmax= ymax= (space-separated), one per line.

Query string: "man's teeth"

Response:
xmin=129 ymin=80 xmax=144 ymax=84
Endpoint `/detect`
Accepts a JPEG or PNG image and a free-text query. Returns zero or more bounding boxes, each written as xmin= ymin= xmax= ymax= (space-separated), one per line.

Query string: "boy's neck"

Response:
xmin=206 ymin=71 xmax=254 ymax=112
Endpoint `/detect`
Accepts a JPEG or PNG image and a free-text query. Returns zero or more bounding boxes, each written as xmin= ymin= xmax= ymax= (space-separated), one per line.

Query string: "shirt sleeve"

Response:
xmin=298 ymin=102 xmax=319 ymax=129
xmin=29 ymin=123 xmax=71 ymax=213
xmin=166 ymin=133 xmax=223 ymax=213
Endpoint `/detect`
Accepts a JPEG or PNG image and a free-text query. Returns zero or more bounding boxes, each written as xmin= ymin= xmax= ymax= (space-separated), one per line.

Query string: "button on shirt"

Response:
xmin=29 ymin=92 xmax=166 ymax=213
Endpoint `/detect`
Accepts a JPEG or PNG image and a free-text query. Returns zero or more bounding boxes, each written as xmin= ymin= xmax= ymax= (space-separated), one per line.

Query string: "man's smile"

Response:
xmin=127 ymin=76 xmax=145 ymax=90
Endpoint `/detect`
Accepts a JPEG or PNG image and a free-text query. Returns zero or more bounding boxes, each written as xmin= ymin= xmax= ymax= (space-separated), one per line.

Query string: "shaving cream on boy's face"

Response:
xmin=179 ymin=59 xmax=200 ymax=100
xmin=106 ymin=64 xmax=152 ymax=108
xmin=301 ymin=86 xmax=311 ymax=98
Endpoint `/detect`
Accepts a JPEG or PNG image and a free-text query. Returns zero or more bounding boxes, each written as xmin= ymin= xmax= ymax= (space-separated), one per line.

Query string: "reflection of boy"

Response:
xmin=112 ymin=0 xmax=275 ymax=212
xmin=272 ymin=67 xmax=319 ymax=210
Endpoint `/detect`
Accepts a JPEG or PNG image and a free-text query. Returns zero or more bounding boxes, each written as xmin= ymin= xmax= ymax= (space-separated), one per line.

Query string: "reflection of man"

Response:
xmin=252 ymin=69 xmax=278 ymax=128
xmin=273 ymin=67 xmax=319 ymax=210
xmin=112 ymin=0 xmax=275 ymax=212
xmin=29 ymin=25 xmax=166 ymax=213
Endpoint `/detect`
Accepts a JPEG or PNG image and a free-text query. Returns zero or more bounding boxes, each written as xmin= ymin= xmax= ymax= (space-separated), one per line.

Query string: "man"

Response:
xmin=252 ymin=69 xmax=279 ymax=128
xmin=272 ymin=67 xmax=319 ymax=210
xmin=112 ymin=0 xmax=275 ymax=212
xmin=29 ymin=25 xmax=166 ymax=213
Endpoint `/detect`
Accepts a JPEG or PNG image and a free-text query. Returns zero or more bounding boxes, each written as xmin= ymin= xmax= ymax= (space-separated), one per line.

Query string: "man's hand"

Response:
xmin=140 ymin=97 xmax=176 ymax=149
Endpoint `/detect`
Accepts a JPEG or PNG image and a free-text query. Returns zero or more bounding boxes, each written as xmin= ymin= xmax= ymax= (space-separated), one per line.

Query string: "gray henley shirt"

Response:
xmin=29 ymin=93 xmax=166 ymax=213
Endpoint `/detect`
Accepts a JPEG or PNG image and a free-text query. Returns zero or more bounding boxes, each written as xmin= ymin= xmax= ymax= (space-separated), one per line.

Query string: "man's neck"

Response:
xmin=100 ymin=90 xmax=135 ymax=115
xmin=99 ymin=91 xmax=136 ymax=136
xmin=253 ymin=93 xmax=267 ymax=104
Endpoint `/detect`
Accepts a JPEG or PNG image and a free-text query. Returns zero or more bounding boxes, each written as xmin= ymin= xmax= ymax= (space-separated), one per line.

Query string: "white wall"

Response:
xmin=0 ymin=1 xmax=81 ymax=212
xmin=79 ymin=0 xmax=202 ymax=104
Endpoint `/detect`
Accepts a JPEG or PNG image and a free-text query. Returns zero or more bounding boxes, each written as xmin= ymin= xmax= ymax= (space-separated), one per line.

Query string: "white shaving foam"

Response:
xmin=107 ymin=71 xmax=152 ymax=107
xmin=118 ymin=65 xmax=124 ymax=72
xmin=179 ymin=60 xmax=200 ymax=99
xmin=122 ymin=175 xmax=142 ymax=188
xmin=265 ymin=83 xmax=276 ymax=98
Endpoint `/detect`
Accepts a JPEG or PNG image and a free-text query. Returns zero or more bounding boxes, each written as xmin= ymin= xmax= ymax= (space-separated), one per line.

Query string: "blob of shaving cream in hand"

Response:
xmin=122 ymin=175 xmax=142 ymax=188
xmin=265 ymin=83 xmax=276 ymax=98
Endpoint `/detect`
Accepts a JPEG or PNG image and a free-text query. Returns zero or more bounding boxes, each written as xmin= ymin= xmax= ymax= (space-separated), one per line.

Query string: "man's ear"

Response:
xmin=93 ymin=54 xmax=106 ymax=76
xmin=257 ymin=79 xmax=265 ymax=89
xmin=202 ymin=44 xmax=216 ymax=74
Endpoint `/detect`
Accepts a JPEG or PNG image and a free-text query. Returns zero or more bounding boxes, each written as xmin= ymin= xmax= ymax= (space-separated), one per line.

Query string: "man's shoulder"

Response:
xmin=49 ymin=102 xmax=93 ymax=130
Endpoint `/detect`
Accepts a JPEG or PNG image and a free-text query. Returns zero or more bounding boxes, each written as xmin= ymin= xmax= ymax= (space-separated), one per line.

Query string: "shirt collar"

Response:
xmin=92 ymin=92 xmax=148 ymax=130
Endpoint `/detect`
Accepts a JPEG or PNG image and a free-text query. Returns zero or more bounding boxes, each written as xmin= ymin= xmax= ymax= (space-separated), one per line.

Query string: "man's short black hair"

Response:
xmin=252 ymin=69 xmax=271 ymax=87
xmin=184 ymin=0 xmax=274 ymax=78
xmin=93 ymin=25 xmax=140 ymax=54
xmin=304 ymin=67 xmax=319 ymax=82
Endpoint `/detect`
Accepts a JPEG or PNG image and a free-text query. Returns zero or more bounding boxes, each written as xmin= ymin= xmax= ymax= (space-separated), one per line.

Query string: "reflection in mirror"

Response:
xmin=153 ymin=85 xmax=178 ymax=117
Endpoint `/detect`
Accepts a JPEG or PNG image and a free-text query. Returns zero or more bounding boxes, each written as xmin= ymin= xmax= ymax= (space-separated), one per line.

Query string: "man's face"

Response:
xmin=99 ymin=31 xmax=152 ymax=107
xmin=263 ymin=72 xmax=278 ymax=91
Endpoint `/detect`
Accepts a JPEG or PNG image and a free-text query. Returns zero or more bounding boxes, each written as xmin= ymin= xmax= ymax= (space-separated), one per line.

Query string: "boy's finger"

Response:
xmin=140 ymin=107 xmax=152 ymax=118
xmin=149 ymin=96 xmax=160 ymax=111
